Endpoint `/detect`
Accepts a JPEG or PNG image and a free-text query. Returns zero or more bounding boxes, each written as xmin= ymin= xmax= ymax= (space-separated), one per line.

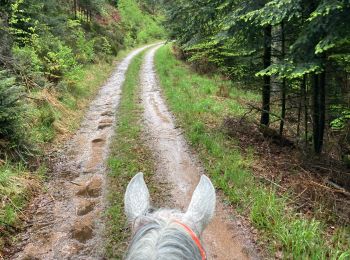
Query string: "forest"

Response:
xmin=0 ymin=0 xmax=349 ymax=259
xmin=164 ymin=0 xmax=350 ymax=158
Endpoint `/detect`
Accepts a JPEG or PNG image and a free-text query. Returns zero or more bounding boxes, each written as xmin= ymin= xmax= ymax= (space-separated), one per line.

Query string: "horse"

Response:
xmin=124 ymin=172 xmax=216 ymax=260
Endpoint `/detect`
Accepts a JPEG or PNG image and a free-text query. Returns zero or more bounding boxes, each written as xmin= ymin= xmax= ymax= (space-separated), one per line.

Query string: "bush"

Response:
xmin=43 ymin=41 xmax=78 ymax=81
xmin=67 ymin=20 xmax=95 ymax=64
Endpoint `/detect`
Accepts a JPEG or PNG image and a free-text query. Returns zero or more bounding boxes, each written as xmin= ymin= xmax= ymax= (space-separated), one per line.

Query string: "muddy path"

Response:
xmin=9 ymin=44 xmax=154 ymax=260
xmin=141 ymin=45 xmax=260 ymax=260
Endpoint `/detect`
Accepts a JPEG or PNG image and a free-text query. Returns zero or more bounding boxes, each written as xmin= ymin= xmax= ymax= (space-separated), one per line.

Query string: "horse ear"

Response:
xmin=124 ymin=172 xmax=150 ymax=222
xmin=184 ymin=175 xmax=216 ymax=234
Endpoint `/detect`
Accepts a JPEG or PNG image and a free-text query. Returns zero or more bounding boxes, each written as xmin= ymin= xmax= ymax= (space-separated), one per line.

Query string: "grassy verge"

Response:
xmin=29 ymin=60 xmax=119 ymax=144
xmin=0 ymin=59 xmax=118 ymax=256
xmin=154 ymin=44 xmax=350 ymax=259
xmin=105 ymin=50 xmax=157 ymax=258
xmin=0 ymin=162 xmax=44 ymax=251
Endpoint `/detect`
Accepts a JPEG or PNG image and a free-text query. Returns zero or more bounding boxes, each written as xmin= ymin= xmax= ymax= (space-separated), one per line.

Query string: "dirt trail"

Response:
xmin=9 ymin=45 xmax=154 ymax=260
xmin=141 ymin=45 xmax=260 ymax=260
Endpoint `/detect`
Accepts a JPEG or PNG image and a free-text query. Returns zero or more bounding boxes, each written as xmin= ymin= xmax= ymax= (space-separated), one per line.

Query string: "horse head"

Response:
xmin=124 ymin=172 xmax=216 ymax=260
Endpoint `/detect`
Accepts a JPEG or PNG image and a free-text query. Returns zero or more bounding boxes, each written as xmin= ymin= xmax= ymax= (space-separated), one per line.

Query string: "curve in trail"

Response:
xmin=10 ymin=44 xmax=154 ymax=260
xmin=141 ymin=45 xmax=259 ymax=260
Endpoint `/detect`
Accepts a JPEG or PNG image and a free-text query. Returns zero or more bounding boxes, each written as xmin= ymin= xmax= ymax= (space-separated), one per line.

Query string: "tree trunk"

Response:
xmin=312 ymin=71 xmax=326 ymax=154
xmin=279 ymin=21 xmax=286 ymax=136
xmin=74 ymin=0 xmax=77 ymax=19
xmin=260 ymin=25 xmax=272 ymax=126
xmin=280 ymin=78 xmax=286 ymax=136
xmin=302 ymin=75 xmax=308 ymax=147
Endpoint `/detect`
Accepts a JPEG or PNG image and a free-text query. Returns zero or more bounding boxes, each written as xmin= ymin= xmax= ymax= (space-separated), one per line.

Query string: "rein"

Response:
xmin=174 ymin=220 xmax=206 ymax=260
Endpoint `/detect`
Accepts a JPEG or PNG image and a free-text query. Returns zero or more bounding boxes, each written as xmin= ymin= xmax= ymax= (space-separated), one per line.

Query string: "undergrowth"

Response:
xmin=106 ymin=50 xmax=157 ymax=258
xmin=0 ymin=161 xmax=44 ymax=251
xmin=154 ymin=44 xmax=350 ymax=259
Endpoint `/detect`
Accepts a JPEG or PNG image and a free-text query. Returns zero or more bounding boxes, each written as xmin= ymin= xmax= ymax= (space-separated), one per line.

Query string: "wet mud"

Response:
xmin=141 ymin=45 xmax=260 ymax=260
xmin=9 ymin=45 xmax=153 ymax=260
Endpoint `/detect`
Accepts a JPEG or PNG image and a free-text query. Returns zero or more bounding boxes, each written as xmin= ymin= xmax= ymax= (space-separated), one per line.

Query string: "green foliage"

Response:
xmin=67 ymin=20 xmax=95 ymax=64
xmin=12 ymin=45 xmax=42 ymax=75
xmin=118 ymin=0 xmax=165 ymax=45
xmin=0 ymin=70 xmax=25 ymax=149
xmin=0 ymin=162 xmax=30 ymax=226
xmin=101 ymin=37 xmax=113 ymax=56
xmin=164 ymin=0 xmax=350 ymax=156
xmin=330 ymin=108 xmax=350 ymax=130
xmin=43 ymin=42 xmax=78 ymax=80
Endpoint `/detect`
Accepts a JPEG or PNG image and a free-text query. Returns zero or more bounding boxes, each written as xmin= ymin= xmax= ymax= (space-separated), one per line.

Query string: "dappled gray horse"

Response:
xmin=124 ymin=172 xmax=216 ymax=260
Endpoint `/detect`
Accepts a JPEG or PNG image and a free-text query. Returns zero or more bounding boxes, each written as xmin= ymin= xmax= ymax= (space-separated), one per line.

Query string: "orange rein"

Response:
xmin=174 ymin=220 xmax=206 ymax=260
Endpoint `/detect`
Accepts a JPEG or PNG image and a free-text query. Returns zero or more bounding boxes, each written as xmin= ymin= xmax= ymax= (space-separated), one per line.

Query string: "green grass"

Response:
xmin=154 ymin=44 xmax=350 ymax=259
xmin=28 ymin=60 xmax=118 ymax=144
xmin=105 ymin=50 xmax=157 ymax=259
xmin=0 ymin=162 xmax=44 ymax=251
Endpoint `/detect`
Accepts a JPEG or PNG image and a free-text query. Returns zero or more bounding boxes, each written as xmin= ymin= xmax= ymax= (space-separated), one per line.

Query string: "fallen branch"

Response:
xmin=309 ymin=180 xmax=350 ymax=197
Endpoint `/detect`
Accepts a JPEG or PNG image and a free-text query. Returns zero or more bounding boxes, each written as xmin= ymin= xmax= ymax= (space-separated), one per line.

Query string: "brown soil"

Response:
xmin=141 ymin=45 xmax=260 ymax=260
xmin=222 ymin=117 xmax=350 ymax=224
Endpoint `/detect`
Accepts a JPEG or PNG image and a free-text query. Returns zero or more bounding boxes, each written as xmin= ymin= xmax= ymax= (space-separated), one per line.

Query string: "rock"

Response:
xmin=77 ymin=200 xmax=95 ymax=216
xmin=71 ymin=216 xmax=94 ymax=243
xmin=76 ymin=177 xmax=102 ymax=198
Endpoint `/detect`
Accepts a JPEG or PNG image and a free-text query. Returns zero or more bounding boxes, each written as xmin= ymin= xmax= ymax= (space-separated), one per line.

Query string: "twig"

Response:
xmin=309 ymin=180 xmax=350 ymax=197
xmin=326 ymin=180 xmax=349 ymax=195
xmin=70 ymin=181 xmax=82 ymax=186
xmin=295 ymin=188 xmax=308 ymax=199
xmin=49 ymin=193 xmax=55 ymax=201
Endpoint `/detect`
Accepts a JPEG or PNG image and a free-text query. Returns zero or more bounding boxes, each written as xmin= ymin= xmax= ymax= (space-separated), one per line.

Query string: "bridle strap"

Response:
xmin=174 ymin=220 xmax=206 ymax=260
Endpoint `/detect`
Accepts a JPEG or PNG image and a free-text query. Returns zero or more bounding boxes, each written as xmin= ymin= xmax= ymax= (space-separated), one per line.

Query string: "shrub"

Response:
xmin=67 ymin=20 xmax=95 ymax=64
xmin=43 ymin=41 xmax=77 ymax=81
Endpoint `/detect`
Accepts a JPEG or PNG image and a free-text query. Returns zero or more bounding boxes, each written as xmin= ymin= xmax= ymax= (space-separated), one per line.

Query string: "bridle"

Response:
xmin=174 ymin=220 xmax=206 ymax=260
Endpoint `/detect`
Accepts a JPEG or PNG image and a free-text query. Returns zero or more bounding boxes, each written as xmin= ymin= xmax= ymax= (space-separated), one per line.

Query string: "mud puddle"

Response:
xmin=8 ymin=45 xmax=154 ymax=260
xmin=141 ymin=45 xmax=260 ymax=260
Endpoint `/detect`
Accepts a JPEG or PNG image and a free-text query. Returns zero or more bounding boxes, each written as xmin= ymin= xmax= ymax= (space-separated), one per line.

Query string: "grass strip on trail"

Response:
xmin=154 ymin=44 xmax=350 ymax=259
xmin=105 ymin=50 xmax=157 ymax=258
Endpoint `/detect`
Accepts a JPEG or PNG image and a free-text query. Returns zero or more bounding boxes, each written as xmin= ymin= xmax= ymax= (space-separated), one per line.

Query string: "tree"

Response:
xmin=164 ymin=0 xmax=350 ymax=156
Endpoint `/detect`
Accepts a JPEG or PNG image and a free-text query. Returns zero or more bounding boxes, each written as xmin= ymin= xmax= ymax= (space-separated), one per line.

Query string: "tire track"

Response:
xmin=140 ymin=45 xmax=259 ymax=260
xmin=10 ymin=44 xmax=154 ymax=260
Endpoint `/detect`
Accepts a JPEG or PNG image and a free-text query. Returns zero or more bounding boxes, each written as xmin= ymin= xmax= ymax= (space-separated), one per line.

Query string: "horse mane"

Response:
xmin=125 ymin=209 xmax=203 ymax=260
